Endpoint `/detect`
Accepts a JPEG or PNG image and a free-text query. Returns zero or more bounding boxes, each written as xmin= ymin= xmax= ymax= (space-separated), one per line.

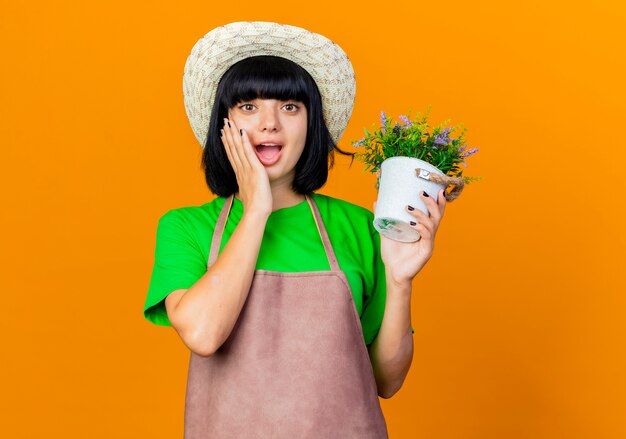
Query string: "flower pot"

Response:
xmin=373 ymin=157 xmax=447 ymax=242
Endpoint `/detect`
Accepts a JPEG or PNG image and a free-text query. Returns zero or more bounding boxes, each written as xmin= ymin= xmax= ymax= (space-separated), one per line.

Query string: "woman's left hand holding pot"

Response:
xmin=376 ymin=189 xmax=447 ymax=286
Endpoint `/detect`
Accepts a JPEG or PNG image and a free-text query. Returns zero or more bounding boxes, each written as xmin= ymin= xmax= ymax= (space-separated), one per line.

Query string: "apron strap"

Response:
xmin=305 ymin=194 xmax=340 ymax=272
xmin=207 ymin=193 xmax=340 ymax=272
xmin=208 ymin=194 xmax=234 ymax=269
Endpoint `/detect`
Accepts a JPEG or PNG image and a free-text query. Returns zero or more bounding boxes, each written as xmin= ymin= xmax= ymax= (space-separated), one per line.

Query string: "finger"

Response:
xmin=220 ymin=127 xmax=240 ymax=173
xmin=406 ymin=206 xmax=435 ymax=235
xmin=420 ymin=191 xmax=442 ymax=223
xmin=227 ymin=118 xmax=258 ymax=173
xmin=438 ymin=189 xmax=447 ymax=216
xmin=408 ymin=218 xmax=432 ymax=242
xmin=223 ymin=118 xmax=246 ymax=172
xmin=221 ymin=125 xmax=242 ymax=174
xmin=239 ymin=127 xmax=263 ymax=169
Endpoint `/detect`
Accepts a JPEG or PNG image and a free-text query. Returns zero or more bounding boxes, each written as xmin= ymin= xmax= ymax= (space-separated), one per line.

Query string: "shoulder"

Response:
xmin=156 ymin=197 xmax=225 ymax=233
xmin=313 ymin=193 xmax=372 ymax=216
xmin=312 ymin=193 xmax=375 ymax=234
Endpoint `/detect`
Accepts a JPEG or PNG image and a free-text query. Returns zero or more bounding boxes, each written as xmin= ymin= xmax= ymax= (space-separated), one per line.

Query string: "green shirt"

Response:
xmin=143 ymin=192 xmax=413 ymax=346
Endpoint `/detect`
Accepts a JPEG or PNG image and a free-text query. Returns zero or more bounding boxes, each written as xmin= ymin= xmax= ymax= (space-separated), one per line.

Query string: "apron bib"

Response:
xmin=184 ymin=194 xmax=388 ymax=438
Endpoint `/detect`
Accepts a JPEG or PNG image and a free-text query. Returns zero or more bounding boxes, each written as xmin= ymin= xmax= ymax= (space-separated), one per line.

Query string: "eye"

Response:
xmin=283 ymin=103 xmax=299 ymax=111
xmin=239 ymin=103 xmax=256 ymax=111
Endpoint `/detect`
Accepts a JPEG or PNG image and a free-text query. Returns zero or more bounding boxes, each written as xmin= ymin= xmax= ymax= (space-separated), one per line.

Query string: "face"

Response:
xmin=227 ymin=98 xmax=307 ymax=184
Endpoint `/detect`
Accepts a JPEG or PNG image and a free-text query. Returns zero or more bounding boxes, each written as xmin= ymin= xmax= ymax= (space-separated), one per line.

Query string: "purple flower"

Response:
xmin=353 ymin=138 xmax=365 ymax=148
xmin=399 ymin=115 xmax=412 ymax=126
xmin=433 ymin=126 xmax=453 ymax=146
xmin=460 ymin=147 xmax=479 ymax=158
xmin=459 ymin=144 xmax=467 ymax=154
xmin=380 ymin=111 xmax=387 ymax=134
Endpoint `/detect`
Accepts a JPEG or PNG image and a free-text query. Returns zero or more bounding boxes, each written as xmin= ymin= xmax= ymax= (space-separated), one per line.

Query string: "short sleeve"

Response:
xmin=143 ymin=209 xmax=207 ymax=326
xmin=361 ymin=219 xmax=414 ymax=347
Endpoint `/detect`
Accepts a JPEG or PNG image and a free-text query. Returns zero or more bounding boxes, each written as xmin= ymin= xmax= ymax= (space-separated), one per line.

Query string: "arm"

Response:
xmin=164 ymin=208 xmax=270 ymax=357
xmin=163 ymin=115 xmax=276 ymax=357
xmin=367 ymin=271 xmax=414 ymax=399
xmin=368 ymin=189 xmax=447 ymax=398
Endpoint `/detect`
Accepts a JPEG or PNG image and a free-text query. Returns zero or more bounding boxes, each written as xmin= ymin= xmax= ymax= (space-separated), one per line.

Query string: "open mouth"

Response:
xmin=254 ymin=144 xmax=283 ymax=164
xmin=255 ymin=144 xmax=282 ymax=158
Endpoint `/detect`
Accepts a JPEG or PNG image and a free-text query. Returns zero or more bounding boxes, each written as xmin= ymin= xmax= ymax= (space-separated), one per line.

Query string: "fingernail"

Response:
xmin=410 ymin=221 xmax=417 ymax=226
xmin=240 ymin=128 xmax=243 ymax=136
xmin=227 ymin=121 xmax=231 ymax=127
xmin=407 ymin=205 xmax=414 ymax=211
xmin=422 ymin=191 xmax=429 ymax=197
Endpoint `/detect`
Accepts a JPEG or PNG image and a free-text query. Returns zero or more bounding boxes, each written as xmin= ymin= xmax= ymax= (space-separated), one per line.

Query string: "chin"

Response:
xmin=266 ymin=166 xmax=294 ymax=182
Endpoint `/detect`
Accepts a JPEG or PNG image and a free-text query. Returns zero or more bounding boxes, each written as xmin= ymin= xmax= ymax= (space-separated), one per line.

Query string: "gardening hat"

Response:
xmin=183 ymin=21 xmax=356 ymax=148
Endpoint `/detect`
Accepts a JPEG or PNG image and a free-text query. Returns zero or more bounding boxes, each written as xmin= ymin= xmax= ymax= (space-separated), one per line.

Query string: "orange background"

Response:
xmin=2 ymin=1 xmax=625 ymax=438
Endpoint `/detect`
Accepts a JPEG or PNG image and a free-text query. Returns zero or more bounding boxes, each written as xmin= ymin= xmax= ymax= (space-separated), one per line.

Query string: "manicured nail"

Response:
xmin=227 ymin=121 xmax=231 ymax=127
xmin=240 ymin=128 xmax=243 ymax=135
xmin=422 ymin=191 xmax=429 ymax=197
xmin=410 ymin=221 xmax=417 ymax=226
xmin=407 ymin=205 xmax=414 ymax=211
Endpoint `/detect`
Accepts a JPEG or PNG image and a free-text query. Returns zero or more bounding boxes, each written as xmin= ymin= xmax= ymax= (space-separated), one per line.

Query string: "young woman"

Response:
xmin=143 ymin=21 xmax=446 ymax=438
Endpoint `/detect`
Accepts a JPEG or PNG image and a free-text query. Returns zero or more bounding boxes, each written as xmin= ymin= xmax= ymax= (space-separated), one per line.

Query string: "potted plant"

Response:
xmin=351 ymin=107 xmax=482 ymax=242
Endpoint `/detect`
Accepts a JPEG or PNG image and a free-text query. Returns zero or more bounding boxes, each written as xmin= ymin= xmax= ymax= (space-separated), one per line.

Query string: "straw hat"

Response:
xmin=182 ymin=21 xmax=356 ymax=148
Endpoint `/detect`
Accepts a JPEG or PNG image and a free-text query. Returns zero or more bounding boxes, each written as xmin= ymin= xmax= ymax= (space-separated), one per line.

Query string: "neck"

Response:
xmin=234 ymin=179 xmax=307 ymax=212
xmin=270 ymin=189 xmax=307 ymax=212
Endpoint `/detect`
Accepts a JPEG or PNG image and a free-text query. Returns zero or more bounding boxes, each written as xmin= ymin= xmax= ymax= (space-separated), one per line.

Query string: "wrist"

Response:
xmin=242 ymin=207 xmax=271 ymax=221
xmin=385 ymin=268 xmax=412 ymax=290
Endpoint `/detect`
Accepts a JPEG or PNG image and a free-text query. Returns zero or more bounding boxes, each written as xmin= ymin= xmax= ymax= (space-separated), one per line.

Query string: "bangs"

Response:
xmin=217 ymin=56 xmax=313 ymax=109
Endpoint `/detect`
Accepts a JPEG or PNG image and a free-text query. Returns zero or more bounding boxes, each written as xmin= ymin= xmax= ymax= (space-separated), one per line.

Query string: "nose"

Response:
xmin=259 ymin=106 xmax=280 ymax=132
